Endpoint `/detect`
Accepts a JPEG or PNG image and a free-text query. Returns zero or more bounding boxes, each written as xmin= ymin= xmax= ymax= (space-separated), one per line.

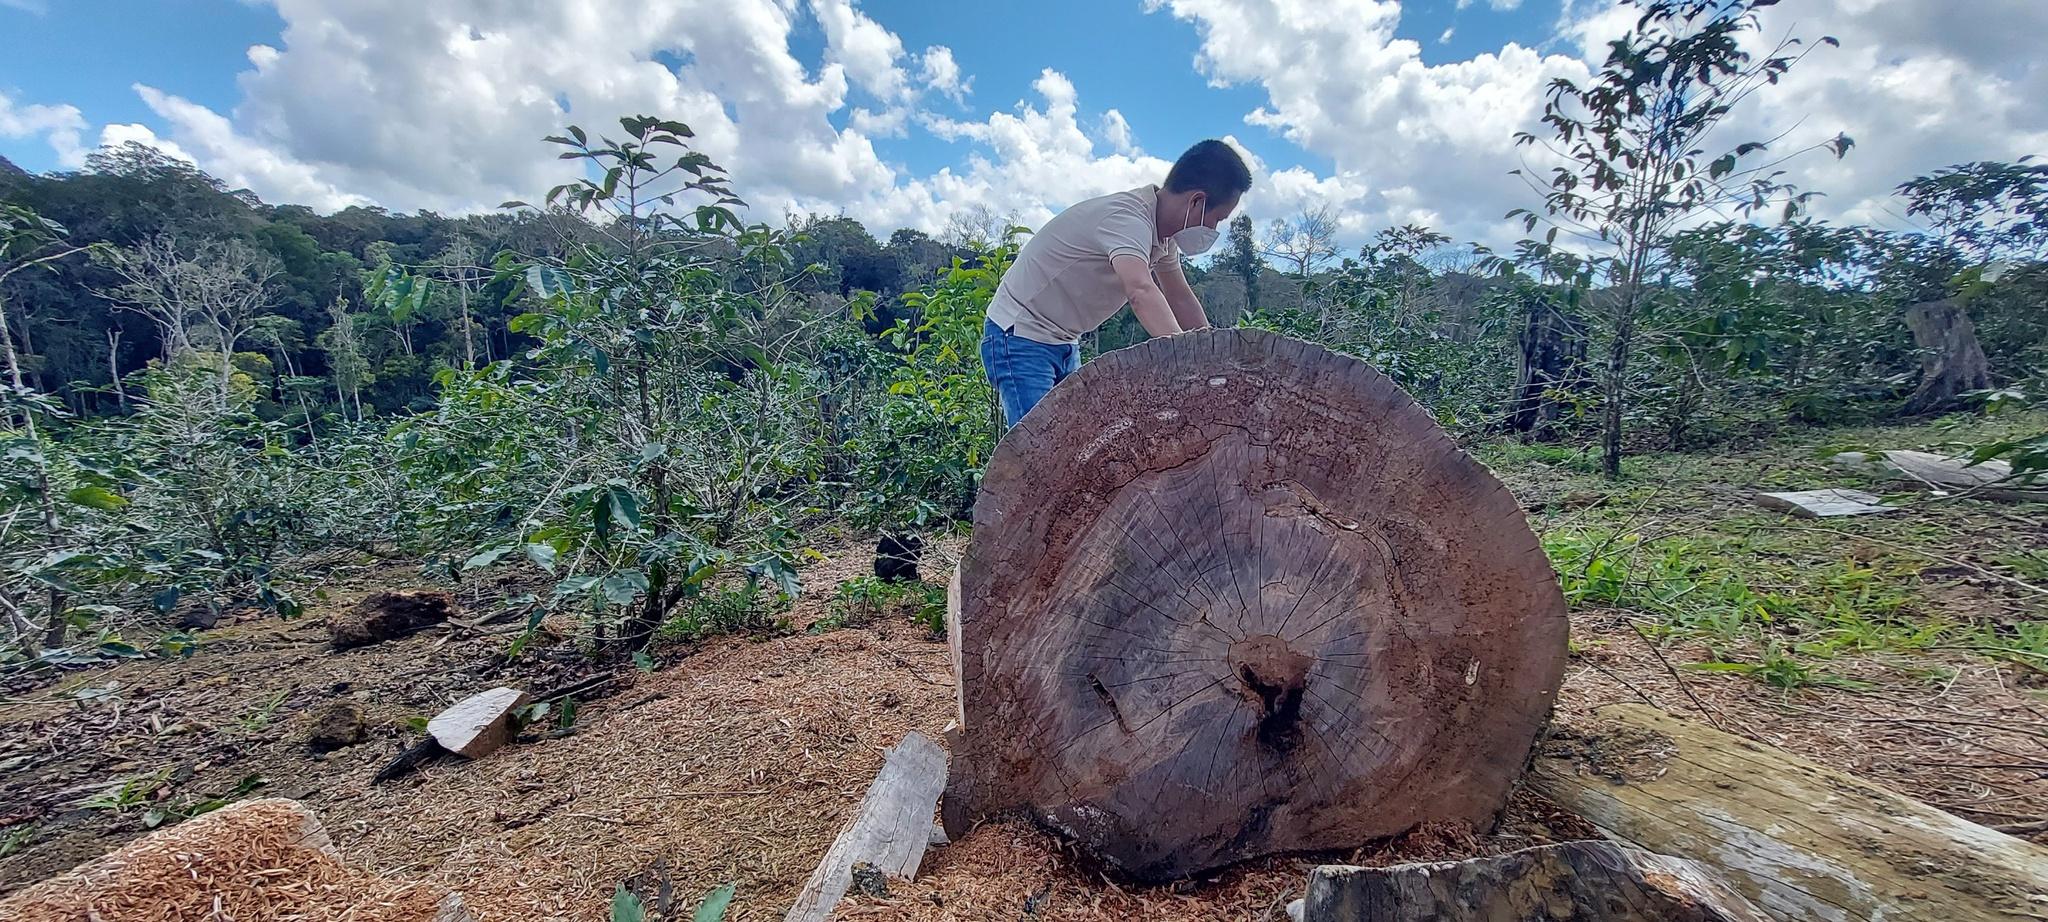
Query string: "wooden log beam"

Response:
xmin=1302 ymin=841 xmax=1769 ymax=921
xmin=1528 ymin=704 xmax=2048 ymax=922
xmin=945 ymin=329 xmax=1568 ymax=882
xmin=785 ymin=731 xmax=949 ymax=922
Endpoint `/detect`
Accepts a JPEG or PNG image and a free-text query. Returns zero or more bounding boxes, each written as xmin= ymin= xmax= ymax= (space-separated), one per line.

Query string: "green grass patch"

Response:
xmin=811 ymin=576 xmax=946 ymax=636
xmin=1503 ymin=411 xmax=2048 ymax=689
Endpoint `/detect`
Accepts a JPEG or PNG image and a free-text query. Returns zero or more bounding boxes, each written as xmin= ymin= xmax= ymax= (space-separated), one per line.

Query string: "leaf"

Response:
xmin=607 ymin=484 xmax=642 ymax=532
xmin=65 ymin=485 xmax=129 ymax=511
xmin=463 ymin=545 xmax=517 ymax=571
xmin=524 ymin=543 xmax=559 ymax=573
xmin=153 ymin=587 xmax=181 ymax=613
xmin=599 ymin=571 xmax=649 ymax=606
xmin=693 ymin=884 xmax=736 ymax=922
xmin=610 ymin=885 xmax=648 ymax=922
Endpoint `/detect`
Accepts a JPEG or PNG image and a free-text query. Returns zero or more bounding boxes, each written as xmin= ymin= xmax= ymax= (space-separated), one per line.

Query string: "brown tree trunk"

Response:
xmin=943 ymin=328 xmax=1568 ymax=882
xmin=1901 ymin=299 xmax=1992 ymax=415
xmin=1506 ymin=291 xmax=1586 ymax=440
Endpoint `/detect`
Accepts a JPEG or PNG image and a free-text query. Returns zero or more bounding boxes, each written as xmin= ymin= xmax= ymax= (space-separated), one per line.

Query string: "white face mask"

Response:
xmin=1172 ymin=197 xmax=1220 ymax=255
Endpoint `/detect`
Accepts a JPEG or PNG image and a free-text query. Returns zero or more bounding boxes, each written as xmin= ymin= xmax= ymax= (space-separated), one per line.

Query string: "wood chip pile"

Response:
xmin=0 ymin=798 xmax=466 ymax=922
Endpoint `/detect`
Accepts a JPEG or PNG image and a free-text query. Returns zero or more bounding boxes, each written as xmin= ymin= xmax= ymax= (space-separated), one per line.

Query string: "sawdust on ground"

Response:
xmin=3 ymin=535 xmax=2043 ymax=920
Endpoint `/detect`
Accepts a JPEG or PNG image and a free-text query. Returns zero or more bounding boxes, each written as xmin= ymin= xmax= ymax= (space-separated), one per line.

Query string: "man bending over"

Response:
xmin=980 ymin=140 xmax=1251 ymax=427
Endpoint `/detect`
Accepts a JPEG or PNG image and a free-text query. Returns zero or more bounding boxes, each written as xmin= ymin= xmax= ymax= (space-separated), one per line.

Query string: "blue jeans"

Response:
xmin=980 ymin=320 xmax=1079 ymax=428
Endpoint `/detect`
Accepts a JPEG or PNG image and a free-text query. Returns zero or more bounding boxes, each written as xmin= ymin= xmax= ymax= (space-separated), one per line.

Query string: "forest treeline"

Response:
xmin=0 ymin=1 xmax=2041 ymax=669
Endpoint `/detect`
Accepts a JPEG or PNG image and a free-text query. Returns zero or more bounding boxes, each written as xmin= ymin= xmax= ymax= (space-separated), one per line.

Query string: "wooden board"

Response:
xmin=944 ymin=328 xmax=1569 ymax=881
xmin=1753 ymin=489 xmax=1896 ymax=518
xmin=1832 ymin=450 xmax=2048 ymax=503
xmin=785 ymin=731 xmax=949 ymax=922
xmin=1528 ymin=704 xmax=2048 ymax=922
xmin=1303 ymin=841 xmax=1769 ymax=921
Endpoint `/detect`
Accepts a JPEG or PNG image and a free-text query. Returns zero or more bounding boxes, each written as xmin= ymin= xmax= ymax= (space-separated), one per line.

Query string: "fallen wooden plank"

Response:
xmin=785 ymin=730 xmax=949 ymax=922
xmin=428 ymin=686 xmax=529 ymax=758
xmin=1753 ymin=488 xmax=1896 ymax=518
xmin=1302 ymin=840 xmax=1768 ymax=921
xmin=1832 ymin=450 xmax=2048 ymax=503
xmin=1528 ymin=704 xmax=2048 ymax=922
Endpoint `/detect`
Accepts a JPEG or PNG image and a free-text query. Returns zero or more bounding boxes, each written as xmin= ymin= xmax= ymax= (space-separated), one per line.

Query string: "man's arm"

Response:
xmin=1156 ymin=256 xmax=1210 ymax=331
xmin=1112 ymin=254 xmax=1184 ymax=337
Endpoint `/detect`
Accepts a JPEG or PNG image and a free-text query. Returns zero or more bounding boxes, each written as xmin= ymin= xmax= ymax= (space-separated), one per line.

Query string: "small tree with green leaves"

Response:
xmin=430 ymin=116 xmax=828 ymax=653
xmin=1510 ymin=0 xmax=1851 ymax=475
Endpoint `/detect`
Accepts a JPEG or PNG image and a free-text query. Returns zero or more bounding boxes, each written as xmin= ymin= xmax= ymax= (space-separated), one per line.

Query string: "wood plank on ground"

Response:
xmin=1753 ymin=488 xmax=1896 ymax=518
xmin=1832 ymin=449 xmax=2048 ymax=503
xmin=784 ymin=730 xmax=949 ymax=922
xmin=1527 ymin=704 xmax=2048 ymax=922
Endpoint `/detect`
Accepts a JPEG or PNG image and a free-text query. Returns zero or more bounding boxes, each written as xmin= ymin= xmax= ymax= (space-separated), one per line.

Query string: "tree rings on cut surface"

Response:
xmin=943 ymin=328 xmax=1567 ymax=882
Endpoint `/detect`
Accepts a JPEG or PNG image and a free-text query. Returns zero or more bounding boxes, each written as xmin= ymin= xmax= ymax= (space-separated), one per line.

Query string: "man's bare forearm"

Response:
xmin=1129 ymin=282 xmax=1184 ymax=337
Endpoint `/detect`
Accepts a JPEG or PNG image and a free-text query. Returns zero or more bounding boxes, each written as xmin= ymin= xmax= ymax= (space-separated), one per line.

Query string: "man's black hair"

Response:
xmin=1163 ymin=139 xmax=1252 ymax=202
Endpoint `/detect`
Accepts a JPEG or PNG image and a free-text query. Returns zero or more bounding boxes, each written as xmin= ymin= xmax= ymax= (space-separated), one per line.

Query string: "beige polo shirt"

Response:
xmin=986 ymin=184 xmax=1181 ymax=345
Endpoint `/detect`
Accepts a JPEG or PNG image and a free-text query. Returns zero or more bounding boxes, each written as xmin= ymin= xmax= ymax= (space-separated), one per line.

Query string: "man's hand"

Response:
xmin=1157 ymin=257 xmax=1210 ymax=331
xmin=1112 ymin=254 xmax=1184 ymax=337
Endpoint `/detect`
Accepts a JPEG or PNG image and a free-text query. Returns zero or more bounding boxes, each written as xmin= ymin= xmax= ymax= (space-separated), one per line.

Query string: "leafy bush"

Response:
xmin=839 ymin=244 xmax=1009 ymax=532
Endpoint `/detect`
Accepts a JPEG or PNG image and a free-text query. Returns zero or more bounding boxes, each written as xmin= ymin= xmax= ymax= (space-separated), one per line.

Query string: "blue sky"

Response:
xmin=2 ymin=1 xmax=2042 ymax=247
xmin=1 ymin=0 xmax=1565 ymax=176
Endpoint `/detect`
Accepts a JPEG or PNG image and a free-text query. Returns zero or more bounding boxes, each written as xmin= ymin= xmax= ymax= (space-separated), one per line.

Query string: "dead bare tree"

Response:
xmin=940 ymin=203 xmax=1019 ymax=250
xmin=95 ymin=234 xmax=280 ymax=395
xmin=1264 ymin=205 xmax=1340 ymax=278
xmin=429 ymin=237 xmax=485 ymax=368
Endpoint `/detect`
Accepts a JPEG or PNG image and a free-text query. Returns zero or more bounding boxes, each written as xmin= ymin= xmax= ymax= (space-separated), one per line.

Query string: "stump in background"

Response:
xmin=944 ymin=329 xmax=1568 ymax=881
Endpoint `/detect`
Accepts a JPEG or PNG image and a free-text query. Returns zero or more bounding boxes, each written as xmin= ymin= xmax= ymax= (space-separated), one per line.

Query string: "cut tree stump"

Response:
xmin=943 ymin=328 xmax=1569 ymax=881
xmin=328 ymin=589 xmax=458 ymax=650
xmin=1302 ymin=841 xmax=1768 ymax=921
xmin=1528 ymin=704 xmax=2048 ymax=922
xmin=0 ymin=798 xmax=474 ymax=922
xmin=785 ymin=730 xmax=949 ymax=922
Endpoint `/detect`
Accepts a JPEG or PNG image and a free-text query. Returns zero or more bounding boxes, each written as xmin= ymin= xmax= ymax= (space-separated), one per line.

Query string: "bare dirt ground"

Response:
xmin=1 ymin=423 xmax=2043 ymax=920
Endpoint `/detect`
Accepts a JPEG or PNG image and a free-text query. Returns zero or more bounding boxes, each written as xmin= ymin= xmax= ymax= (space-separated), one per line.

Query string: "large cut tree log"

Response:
xmin=1302 ymin=841 xmax=1769 ymax=922
xmin=944 ymin=328 xmax=1568 ymax=881
xmin=1529 ymin=704 xmax=2048 ymax=922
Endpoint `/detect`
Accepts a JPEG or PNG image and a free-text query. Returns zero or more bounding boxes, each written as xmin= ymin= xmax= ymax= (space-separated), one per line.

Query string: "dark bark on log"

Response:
xmin=1901 ymin=299 xmax=1992 ymax=415
xmin=1303 ymin=841 xmax=1769 ymax=921
xmin=1529 ymin=704 xmax=2048 ymax=922
xmin=371 ymin=737 xmax=447 ymax=784
xmin=944 ymin=329 xmax=1568 ymax=882
xmin=1507 ymin=291 xmax=1587 ymax=439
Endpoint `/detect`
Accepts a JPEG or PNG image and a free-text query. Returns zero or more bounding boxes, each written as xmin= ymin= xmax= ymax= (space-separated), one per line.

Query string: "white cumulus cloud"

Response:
xmin=36 ymin=0 xmax=2045 ymax=257
xmin=1149 ymin=0 xmax=2048 ymax=247
xmin=0 ymin=90 xmax=88 ymax=168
